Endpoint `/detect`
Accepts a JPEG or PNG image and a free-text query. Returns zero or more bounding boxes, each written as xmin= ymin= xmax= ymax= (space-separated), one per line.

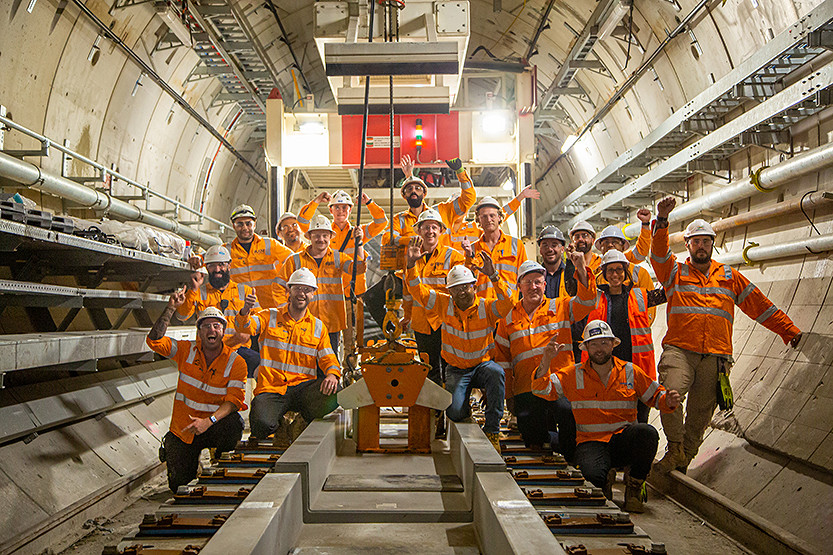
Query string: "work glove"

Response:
xmin=445 ymin=158 xmax=463 ymax=172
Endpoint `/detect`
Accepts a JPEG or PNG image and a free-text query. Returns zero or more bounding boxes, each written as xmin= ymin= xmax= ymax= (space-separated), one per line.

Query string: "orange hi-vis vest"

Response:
xmin=531 ymin=357 xmax=674 ymax=444
xmin=296 ymin=198 xmax=388 ymax=296
xmin=469 ymin=231 xmax=528 ymax=300
xmin=406 ymin=266 xmax=513 ymax=369
xmin=385 ymin=169 xmax=477 ymax=247
xmin=234 ymin=307 xmax=340 ymax=396
xmin=176 ymin=281 xmax=258 ymax=349
xmin=273 ymin=248 xmax=363 ymax=333
xmin=402 ymin=245 xmax=466 ymax=334
xmin=495 ymin=267 xmax=598 ymax=398
xmin=146 ymin=336 xmax=247 ymax=444
xmin=595 ymin=227 xmax=655 ymax=323
xmin=587 ymin=287 xmax=656 ymax=380
xmin=225 ymin=234 xmax=292 ymax=309
xmin=651 ymin=226 xmax=800 ymax=356
xmin=439 ymin=194 xmax=524 ymax=250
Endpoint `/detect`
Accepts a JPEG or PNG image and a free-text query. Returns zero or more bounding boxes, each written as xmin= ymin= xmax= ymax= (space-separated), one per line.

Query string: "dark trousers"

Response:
xmin=328 ymin=331 xmax=341 ymax=359
xmin=574 ymin=423 xmax=660 ymax=488
xmin=249 ymin=378 xmax=339 ymax=439
xmin=513 ymin=392 xmax=558 ymax=447
xmin=414 ymin=327 xmax=444 ymax=385
xmin=637 ymin=400 xmax=650 ymax=424
xmin=236 ymin=346 xmax=260 ymax=379
xmin=445 ymin=361 xmax=505 ymax=434
xmin=162 ymin=413 xmax=244 ymax=492
xmin=553 ymin=396 xmax=577 ymax=463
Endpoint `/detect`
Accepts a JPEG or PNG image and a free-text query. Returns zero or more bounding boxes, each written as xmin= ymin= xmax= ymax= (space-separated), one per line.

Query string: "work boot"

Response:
xmin=486 ymin=433 xmax=502 ymax=453
xmin=656 ymin=441 xmax=684 ymax=474
xmin=623 ymin=473 xmax=647 ymax=513
xmin=435 ymin=411 xmax=447 ymax=440
xmin=603 ymin=467 xmax=617 ymax=500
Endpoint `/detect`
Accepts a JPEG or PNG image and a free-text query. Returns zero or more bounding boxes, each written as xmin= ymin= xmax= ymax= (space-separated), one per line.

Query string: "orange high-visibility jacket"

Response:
xmin=234 ymin=307 xmax=340 ymax=396
xmin=406 ymin=265 xmax=513 ymax=369
xmin=384 ymin=168 xmax=476 ymax=247
xmin=495 ymin=267 xmax=598 ymax=398
xmin=402 ymin=245 xmax=466 ymax=334
xmin=469 ymin=232 xmax=528 ymax=300
xmin=273 ymin=248 xmax=364 ymax=333
xmin=176 ymin=281 xmax=258 ymax=349
xmin=651 ymin=225 xmax=800 ymax=356
xmin=439 ymin=193 xmax=525 ymax=250
xmin=296 ymin=198 xmax=388 ymax=296
xmin=225 ymin=234 xmax=292 ymax=309
xmin=594 ymin=226 xmax=655 ymax=322
xmin=532 ymin=357 xmax=674 ymax=444
xmin=587 ymin=287 xmax=656 ymax=379
xmin=146 ymin=336 xmax=247 ymax=444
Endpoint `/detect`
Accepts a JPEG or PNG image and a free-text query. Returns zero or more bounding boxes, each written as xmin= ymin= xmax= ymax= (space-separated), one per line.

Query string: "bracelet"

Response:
xmin=209 ymin=415 xmax=217 ymax=424
xmin=656 ymin=216 xmax=668 ymax=222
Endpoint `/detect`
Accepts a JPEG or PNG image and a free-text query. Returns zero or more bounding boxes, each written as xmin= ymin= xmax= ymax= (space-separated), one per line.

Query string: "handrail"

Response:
xmin=0 ymin=113 xmax=232 ymax=234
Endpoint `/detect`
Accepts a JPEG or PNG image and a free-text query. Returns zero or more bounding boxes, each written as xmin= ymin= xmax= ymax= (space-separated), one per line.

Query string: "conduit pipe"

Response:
xmin=0 ymin=151 xmax=221 ymax=247
xmin=667 ymin=191 xmax=833 ymax=244
xmin=716 ymin=232 xmax=833 ymax=266
xmin=622 ymin=141 xmax=833 ymax=237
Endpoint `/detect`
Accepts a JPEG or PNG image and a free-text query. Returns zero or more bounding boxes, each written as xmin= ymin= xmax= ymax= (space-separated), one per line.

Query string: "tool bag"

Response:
xmin=715 ymin=357 xmax=734 ymax=410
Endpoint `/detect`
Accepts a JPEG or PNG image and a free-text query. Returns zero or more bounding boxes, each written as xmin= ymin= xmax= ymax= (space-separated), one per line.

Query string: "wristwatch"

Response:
xmin=489 ymin=271 xmax=500 ymax=282
xmin=209 ymin=415 xmax=218 ymax=424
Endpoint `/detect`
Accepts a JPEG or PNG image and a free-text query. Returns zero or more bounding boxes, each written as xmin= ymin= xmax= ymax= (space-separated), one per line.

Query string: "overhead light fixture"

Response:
xmin=561 ymin=134 xmax=578 ymax=153
xmin=132 ymin=73 xmax=145 ymax=97
xmin=599 ymin=0 xmax=632 ymax=41
xmin=87 ymin=35 xmax=101 ymax=63
xmin=481 ymin=111 xmax=510 ymax=136
xmin=297 ymin=120 xmax=325 ymax=134
xmin=502 ymin=178 xmax=514 ymax=191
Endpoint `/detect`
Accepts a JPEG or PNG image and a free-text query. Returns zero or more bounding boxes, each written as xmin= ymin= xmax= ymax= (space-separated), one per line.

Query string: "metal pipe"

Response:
xmin=263 ymin=0 xmax=313 ymax=102
xmin=668 ymin=191 xmax=833 ymax=244
xmin=622 ymin=141 xmax=833 ymax=237
xmin=717 ymin=232 xmax=833 ymax=266
xmin=0 ymin=151 xmax=221 ymax=246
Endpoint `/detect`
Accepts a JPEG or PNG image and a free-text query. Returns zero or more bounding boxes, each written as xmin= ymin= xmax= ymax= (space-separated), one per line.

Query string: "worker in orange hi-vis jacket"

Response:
xmin=147 ymin=293 xmax=247 ymax=492
xmin=461 ymin=196 xmax=528 ymax=301
xmin=494 ymin=254 xmax=597 ymax=454
xmin=273 ymin=214 xmax=366 ymax=356
xmin=532 ymin=320 xmax=681 ymax=513
xmin=276 ymin=212 xmax=305 ymax=253
xmin=651 ymin=196 xmax=803 ymax=473
xmin=221 ymin=204 xmax=293 ymax=309
xmin=235 ymin=268 xmax=341 ymax=440
xmin=438 ymin=185 xmax=540 ymax=250
xmin=405 ymin=236 xmax=514 ymax=452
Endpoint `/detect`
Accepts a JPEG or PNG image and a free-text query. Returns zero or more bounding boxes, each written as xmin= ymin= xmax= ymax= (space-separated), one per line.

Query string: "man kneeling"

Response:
xmin=235 ymin=268 xmax=341 ymax=439
xmin=532 ymin=320 xmax=681 ymax=512
xmin=147 ymin=291 xmax=248 ymax=492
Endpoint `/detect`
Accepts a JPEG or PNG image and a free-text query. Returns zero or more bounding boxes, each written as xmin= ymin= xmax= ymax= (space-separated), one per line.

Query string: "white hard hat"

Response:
xmin=305 ymin=214 xmax=333 ymax=237
xmin=600 ymin=249 xmax=629 ymax=270
xmin=517 ymin=260 xmax=546 ymax=282
xmin=277 ymin=212 xmax=297 ymax=228
xmin=230 ymin=204 xmax=256 ymax=222
xmin=538 ymin=225 xmax=566 ymax=245
xmin=569 ymin=221 xmax=595 ymax=238
xmin=287 ymin=267 xmax=318 ymax=289
xmin=413 ymin=208 xmax=446 ymax=231
xmin=401 ymin=176 xmax=427 ymax=193
xmin=475 ymin=196 xmax=502 ymax=214
xmin=446 ymin=265 xmax=476 ymax=288
xmin=328 ymin=190 xmax=354 ymax=207
xmin=196 ymin=306 xmax=227 ymax=327
xmin=203 ymin=244 xmax=232 ymax=264
xmin=580 ymin=319 xmax=621 ymax=350
xmin=683 ymin=218 xmax=716 ymax=239
xmin=595 ymin=225 xmax=629 ymax=250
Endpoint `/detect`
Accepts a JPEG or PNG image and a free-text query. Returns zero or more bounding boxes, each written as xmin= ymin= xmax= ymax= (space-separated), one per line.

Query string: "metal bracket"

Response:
xmin=2 ymin=139 xmax=49 ymax=158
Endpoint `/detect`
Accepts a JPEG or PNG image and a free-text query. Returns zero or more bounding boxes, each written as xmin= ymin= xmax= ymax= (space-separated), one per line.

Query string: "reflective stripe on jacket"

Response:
xmin=403 ymin=245 xmax=466 ymax=334
xmin=273 ymin=248 xmax=362 ymax=333
xmin=650 ymin=226 xmax=800 ymax=356
xmin=470 ymin=232 xmax=528 ymax=300
xmin=234 ymin=307 xmax=340 ymax=396
xmin=406 ymin=265 xmax=513 ymax=369
xmin=588 ymin=287 xmax=656 ymax=379
xmin=438 ymin=193 xmax=524 ymax=250
xmin=495 ymin=267 xmax=597 ymax=397
xmin=177 ymin=280 xmax=257 ymax=349
xmin=531 ymin=357 xmax=673 ymax=444
xmin=225 ymin=234 xmax=292 ymax=309
xmin=146 ymin=336 xmax=247 ymax=444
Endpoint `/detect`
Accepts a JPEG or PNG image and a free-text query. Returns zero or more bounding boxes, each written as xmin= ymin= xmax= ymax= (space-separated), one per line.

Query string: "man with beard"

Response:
xmin=495 ymin=255 xmax=596 ymax=453
xmin=567 ymin=220 xmax=601 ymax=364
xmin=405 ymin=236 xmax=514 ymax=451
xmin=651 ymin=197 xmax=802 ymax=473
xmin=148 ymin=295 xmax=248 ymax=492
xmin=532 ymin=320 xmax=681 ymax=512
xmin=462 ymin=196 xmax=527 ymax=300
xmin=178 ymin=244 xmax=260 ymax=377
xmin=224 ymin=204 xmax=292 ymax=309
xmin=276 ymin=212 xmax=304 ymax=252
xmin=537 ymin=226 xmax=571 ymax=299
xmin=235 ymin=268 xmax=341 ymax=439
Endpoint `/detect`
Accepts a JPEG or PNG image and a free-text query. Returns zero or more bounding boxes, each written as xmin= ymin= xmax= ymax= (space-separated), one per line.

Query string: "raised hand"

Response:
xmin=241 ymin=293 xmax=258 ymax=316
xmin=314 ymin=191 xmax=332 ymax=204
xmin=636 ymin=208 xmax=651 ymax=224
xmin=460 ymin=238 xmax=474 ymax=259
xmin=188 ymin=270 xmax=204 ymax=291
xmin=401 ymin=154 xmax=415 ymax=178
xmin=168 ymin=286 xmax=186 ymax=309
xmin=471 ymin=251 xmax=496 ymax=278
xmin=353 ymin=226 xmax=364 ymax=242
xmin=568 ymin=248 xmax=585 ymax=270
xmin=360 ymin=192 xmax=371 ymax=205
xmin=445 ymin=157 xmax=463 ymax=172
xmin=519 ymin=185 xmax=541 ymax=200
xmin=406 ymin=236 xmax=424 ymax=268
xmin=188 ymin=255 xmax=204 ymax=271
xmin=656 ymin=196 xmax=676 ymax=219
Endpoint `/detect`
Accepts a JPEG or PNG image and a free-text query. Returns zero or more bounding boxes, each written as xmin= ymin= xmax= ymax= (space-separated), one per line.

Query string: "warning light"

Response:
xmin=415 ymin=118 xmax=423 ymax=149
